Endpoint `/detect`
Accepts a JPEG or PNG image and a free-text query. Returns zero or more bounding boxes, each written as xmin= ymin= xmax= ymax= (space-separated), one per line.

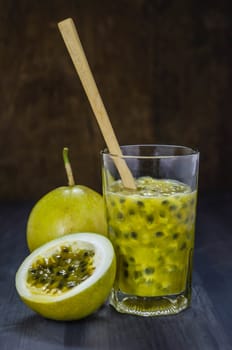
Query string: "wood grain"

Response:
xmin=0 ymin=0 xmax=231 ymax=199
xmin=0 ymin=193 xmax=232 ymax=349
xmin=58 ymin=18 xmax=136 ymax=189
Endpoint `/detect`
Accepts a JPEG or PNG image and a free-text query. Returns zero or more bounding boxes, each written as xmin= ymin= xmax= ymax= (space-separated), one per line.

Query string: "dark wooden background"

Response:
xmin=0 ymin=0 xmax=231 ymax=200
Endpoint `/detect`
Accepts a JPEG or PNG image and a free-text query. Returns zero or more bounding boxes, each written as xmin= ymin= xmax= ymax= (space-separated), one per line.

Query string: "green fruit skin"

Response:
xmin=20 ymin=256 xmax=116 ymax=321
xmin=27 ymin=185 xmax=107 ymax=252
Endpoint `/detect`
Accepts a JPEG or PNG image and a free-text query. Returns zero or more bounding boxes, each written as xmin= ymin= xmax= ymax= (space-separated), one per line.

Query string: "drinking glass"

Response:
xmin=102 ymin=144 xmax=199 ymax=316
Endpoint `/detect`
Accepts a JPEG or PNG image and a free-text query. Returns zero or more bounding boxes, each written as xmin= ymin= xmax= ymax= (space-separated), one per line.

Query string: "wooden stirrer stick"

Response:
xmin=58 ymin=18 xmax=136 ymax=190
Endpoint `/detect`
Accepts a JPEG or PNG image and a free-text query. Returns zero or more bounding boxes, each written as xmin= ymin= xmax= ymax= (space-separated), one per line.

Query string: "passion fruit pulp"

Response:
xmin=27 ymin=245 xmax=95 ymax=295
xmin=16 ymin=233 xmax=116 ymax=321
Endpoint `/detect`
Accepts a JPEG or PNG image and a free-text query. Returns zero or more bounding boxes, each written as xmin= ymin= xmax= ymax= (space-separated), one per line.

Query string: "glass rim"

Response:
xmin=101 ymin=144 xmax=199 ymax=159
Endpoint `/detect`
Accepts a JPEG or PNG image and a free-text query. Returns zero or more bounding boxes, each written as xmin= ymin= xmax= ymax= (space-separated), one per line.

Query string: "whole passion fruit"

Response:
xmin=27 ymin=148 xmax=107 ymax=252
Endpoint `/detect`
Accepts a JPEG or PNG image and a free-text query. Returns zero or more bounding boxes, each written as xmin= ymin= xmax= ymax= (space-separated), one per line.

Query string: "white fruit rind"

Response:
xmin=16 ymin=233 xmax=115 ymax=303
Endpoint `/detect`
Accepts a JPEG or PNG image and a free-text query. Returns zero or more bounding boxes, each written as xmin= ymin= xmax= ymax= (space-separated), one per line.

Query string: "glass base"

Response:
xmin=109 ymin=289 xmax=191 ymax=316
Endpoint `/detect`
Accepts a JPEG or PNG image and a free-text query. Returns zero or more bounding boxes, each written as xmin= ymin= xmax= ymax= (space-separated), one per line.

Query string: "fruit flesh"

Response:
xmin=15 ymin=233 xmax=116 ymax=321
xmin=27 ymin=245 xmax=95 ymax=295
xmin=105 ymin=177 xmax=197 ymax=297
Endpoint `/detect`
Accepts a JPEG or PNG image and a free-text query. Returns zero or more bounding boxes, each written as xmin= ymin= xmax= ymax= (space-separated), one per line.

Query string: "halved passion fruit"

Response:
xmin=15 ymin=233 xmax=116 ymax=321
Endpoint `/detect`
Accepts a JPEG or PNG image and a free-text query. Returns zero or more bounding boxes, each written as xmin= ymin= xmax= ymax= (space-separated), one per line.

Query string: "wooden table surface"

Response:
xmin=0 ymin=193 xmax=232 ymax=350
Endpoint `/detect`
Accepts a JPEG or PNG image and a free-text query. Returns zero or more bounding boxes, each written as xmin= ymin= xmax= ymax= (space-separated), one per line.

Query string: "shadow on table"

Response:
xmin=2 ymin=278 xmax=230 ymax=350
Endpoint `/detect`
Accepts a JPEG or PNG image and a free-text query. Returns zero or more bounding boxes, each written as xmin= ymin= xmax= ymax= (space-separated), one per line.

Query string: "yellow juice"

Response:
xmin=105 ymin=177 xmax=197 ymax=297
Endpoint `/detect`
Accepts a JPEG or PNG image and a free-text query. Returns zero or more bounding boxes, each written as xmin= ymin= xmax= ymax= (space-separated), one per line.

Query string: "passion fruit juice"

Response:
xmin=105 ymin=177 xmax=197 ymax=297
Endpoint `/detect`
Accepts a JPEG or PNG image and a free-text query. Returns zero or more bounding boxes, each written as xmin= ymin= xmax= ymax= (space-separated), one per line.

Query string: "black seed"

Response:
xmin=160 ymin=211 xmax=166 ymax=218
xmin=68 ymin=264 xmax=77 ymax=272
xmin=61 ymin=246 xmax=70 ymax=253
xmin=67 ymin=281 xmax=77 ymax=288
xmin=162 ymin=200 xmax=169 ymax=205
xmin=129 ymin=209 xmax=135 ymax=215
xmin=176 ymin=213 xmax=182 ymax=219
xmin=137 ymin=201 xmax=144 ymax=207
xmin=173 ymin=233 xmax=179 ymax=240
xmin=145 ymin=267 xmax=155 ymax=275
xmin=57 ymin=269 xmax=68 ymax=276
xmin=39 ymin=276 xmax=48 ymax=283
xmin=156 ymin=231 xmax=164 ymax=237
xmin=130 ymin=231 xmax=138 ymax=239
xmin=169 ymin=205 xmax=177 ymax=211
xmin=117 ymin=212 xmax=124 ymax=219
xmin=180 ymin=242 xmax=187 ymax=250
xmin=120 ymin=198 xmax=126 ymax=203
xmin=124 ymin=270 xmax=129 ymax=278
xmin=146 ymin=214 xmax=154 ymax=223
xmin=129 ymin=256 xmax=135 ymax=263
xmin=123 ymin=261 xmax=129 ymax=268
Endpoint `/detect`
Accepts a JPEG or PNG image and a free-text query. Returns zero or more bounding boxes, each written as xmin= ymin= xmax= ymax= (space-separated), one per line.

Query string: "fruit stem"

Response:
xmin=63 ymin=147 xmax=75 ymax=186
